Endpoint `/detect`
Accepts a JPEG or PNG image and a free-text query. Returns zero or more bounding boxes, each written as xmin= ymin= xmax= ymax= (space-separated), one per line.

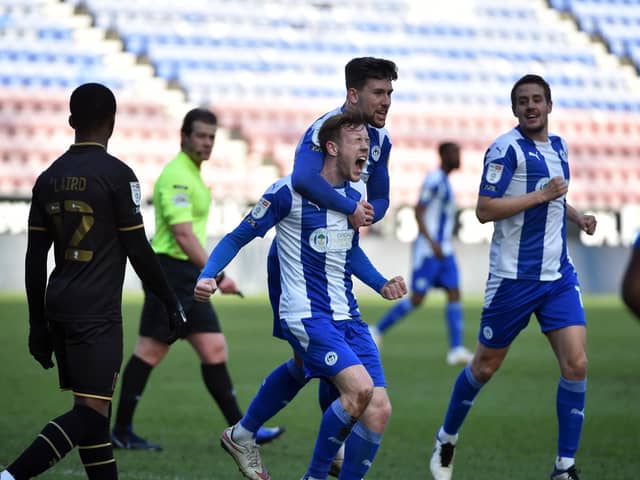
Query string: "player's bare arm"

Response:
xmin=566 ymin=204 xmax=597 ymax=235
xmin=171 ymin=221 xmax=209 ymax=268
xmin=476 ymin=176 xmax=568 ymax=223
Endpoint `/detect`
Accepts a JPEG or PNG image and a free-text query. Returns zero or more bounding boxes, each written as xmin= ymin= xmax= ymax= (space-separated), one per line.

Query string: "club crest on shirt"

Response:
xmin=371 ymin=145 xmax=381 ymax=162
xmin=535 ymin=177 xmax=551 ymax=191
xmin=485 ymin=163 xmax=503 ymax=184
xmin=324 ymin=351 xmax=338 ymax=366
xmin=559 ymin=149 xmax=568 ymax=162
xmin=482 ymin=326 xmax=494 ymax=340
xmin=310 ymin=228 xmax=329 ymax=252
xmin=251 ymin=197 xmax=271 ymax=219
xmin=129 ymin=182 xmax=141 ymax=206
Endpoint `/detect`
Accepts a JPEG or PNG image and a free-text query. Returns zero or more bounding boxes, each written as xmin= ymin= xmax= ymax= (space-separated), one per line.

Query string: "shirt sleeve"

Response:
xmin=25 ymin=183 xmax=53 ymax=327
xmin=112 ymin=163 xmax=145 ymax=231
xmin=291 ymin=128 xmax=357 ymax=215
xmin=350 ymin=244 xmax=387 ymax=293
xmin=479 ymin=143 xmax=517 ymax=198
xmin=366 ymin=159 xmax=390 ymax=223
xmin=199 ymin=182 xmax=292 ymax=279
xmin=418 ymin=172 xmax=439 ymax=206
xmin=155 ymin=171 xmax=195 ymax=226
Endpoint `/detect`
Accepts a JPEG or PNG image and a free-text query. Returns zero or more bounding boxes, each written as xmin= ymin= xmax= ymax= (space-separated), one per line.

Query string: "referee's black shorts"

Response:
xmin=139 ymin=254 xmax=221 ymax=341
xmin=51 ymin=320 xmax=123 ymax=400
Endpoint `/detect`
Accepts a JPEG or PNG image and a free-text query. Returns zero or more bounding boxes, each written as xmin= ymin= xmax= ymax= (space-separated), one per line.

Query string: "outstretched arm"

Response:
xmin=351 ymin=244 xmax=407 ymax=299
xmin=196 ymin=218 xmax=266 ymax=301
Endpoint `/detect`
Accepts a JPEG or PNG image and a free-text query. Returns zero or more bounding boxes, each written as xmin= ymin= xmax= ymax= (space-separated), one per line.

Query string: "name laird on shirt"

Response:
xmin=51 ymin=176 xmax=87 ymax=191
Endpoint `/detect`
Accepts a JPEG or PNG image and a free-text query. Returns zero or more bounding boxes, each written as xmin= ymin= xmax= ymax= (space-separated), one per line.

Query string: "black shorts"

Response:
xmin=51 ymin=320 xmax=123 ymax=400
xmin=139 ymin=254 xmax=221 ymax=341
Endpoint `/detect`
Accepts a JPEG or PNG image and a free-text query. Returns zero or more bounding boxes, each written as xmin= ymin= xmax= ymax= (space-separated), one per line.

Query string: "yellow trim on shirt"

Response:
xmin=118 ymin=224 xmax=144 ymax=232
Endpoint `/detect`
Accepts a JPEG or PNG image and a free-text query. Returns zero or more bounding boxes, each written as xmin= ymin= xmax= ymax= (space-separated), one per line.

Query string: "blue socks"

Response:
xmin=377 ymin=298 xmax=413 ymax=333
xmin=446 ymin=301 xmax=464 ymax=348
xmin=442 ymin=365 xmax=484 ymax=436
xmin=556 ymin=376 xmax=586 ymax=458
xmin=307 ymin=399 xmax=356 ymax=479
xmin=240 ymin=358 xmax=307 ymax=433
xmin=340 ymin=422 xmax=382 ymax=479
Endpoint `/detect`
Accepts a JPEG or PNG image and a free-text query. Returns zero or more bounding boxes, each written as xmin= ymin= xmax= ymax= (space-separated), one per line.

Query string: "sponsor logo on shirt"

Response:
xmin=130 ymin=182 xmax=141 ymax=206
xmin=251 ymin=197 xmax=271 ymax=219
xmin=309 ymin=228 xmax=354 ymax=253
xmin=485 ymin=163 xmax=503 ymax=184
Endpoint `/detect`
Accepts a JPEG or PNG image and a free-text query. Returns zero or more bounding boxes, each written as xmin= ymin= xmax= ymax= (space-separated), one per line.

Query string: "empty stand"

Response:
xmin=1 ymin=0 xmax=639 ymax=215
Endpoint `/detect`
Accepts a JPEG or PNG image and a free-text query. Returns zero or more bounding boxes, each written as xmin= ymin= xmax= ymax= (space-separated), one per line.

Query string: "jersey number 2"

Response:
xmin=51 ymin=200 xmax=95 ymax=262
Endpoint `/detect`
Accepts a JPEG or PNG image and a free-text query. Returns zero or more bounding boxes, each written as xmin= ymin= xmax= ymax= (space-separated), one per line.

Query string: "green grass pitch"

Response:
xmin=1 ymin=292 xmax=638 ymax=479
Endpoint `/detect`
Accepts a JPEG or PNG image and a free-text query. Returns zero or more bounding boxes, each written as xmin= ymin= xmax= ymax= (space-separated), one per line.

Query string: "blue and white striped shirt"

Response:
xmin=479 ymin=127 xmax=572 ymax=281
xmin=201 ymin=175 xmax=368 ymax=322
xmin=413 ymin=168 xmax=456 ymax=266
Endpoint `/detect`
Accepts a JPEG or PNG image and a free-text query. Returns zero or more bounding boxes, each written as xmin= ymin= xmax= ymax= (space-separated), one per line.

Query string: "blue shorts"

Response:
xmin=411 ymin=254 xmax=459 ymax=294
xmin=479 ymin=266 xmax=586 ymax=348
xmin=279 ymin=316 xmax=386 ymax=387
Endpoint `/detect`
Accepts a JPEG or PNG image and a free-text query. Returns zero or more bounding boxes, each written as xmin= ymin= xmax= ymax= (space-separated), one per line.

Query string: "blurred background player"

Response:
xmin=111 ymin=108 xmax=283 ymax=451
xmin=429 ymin=74 xmax=596 ymax=480
xmin=195 ymin=111 xmax=407 ymax=480
xmin=621 ymin=232 xmax=640 ymax=321
xmin=369 ymin=141 xmax=473 ymax=365
xmin=1 ymin=83 xmax=185 ymax=480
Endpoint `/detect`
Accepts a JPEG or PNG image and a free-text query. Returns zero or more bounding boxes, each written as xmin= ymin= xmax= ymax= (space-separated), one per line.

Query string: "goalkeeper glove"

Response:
xmin=166 ymin=301 xmax=187 ymax=345
xmin=28 ymin=323 xmax=54 ymax=369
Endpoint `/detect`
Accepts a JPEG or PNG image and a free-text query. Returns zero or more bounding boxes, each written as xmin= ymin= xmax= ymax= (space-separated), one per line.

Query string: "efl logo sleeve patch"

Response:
xmin=129 ymin=182 xmax=141 ymax=206
xmin=251 ymin=197 xmax=271 ymax=219
xmin=485 ymin=163 xmax=504 ymax=184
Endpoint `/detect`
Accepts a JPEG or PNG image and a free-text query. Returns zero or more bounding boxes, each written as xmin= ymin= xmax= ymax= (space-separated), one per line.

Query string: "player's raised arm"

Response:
xmin=292 ymin=126 xmax=358 ymax=216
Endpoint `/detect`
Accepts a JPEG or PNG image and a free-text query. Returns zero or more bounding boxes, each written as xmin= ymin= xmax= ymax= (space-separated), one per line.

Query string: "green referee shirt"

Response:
xmin=151 ymin=151 xmax=211 ymax=260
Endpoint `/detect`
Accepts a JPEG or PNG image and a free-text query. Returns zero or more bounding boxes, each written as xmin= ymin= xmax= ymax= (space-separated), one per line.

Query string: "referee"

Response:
xmin=111 ymin=108 xmax=284 ymax=450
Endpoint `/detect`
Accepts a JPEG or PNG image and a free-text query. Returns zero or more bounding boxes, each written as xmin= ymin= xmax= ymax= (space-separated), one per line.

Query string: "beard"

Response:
xmin=521 ymin=121 xmax=545 ymax=136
